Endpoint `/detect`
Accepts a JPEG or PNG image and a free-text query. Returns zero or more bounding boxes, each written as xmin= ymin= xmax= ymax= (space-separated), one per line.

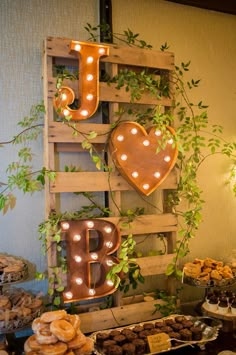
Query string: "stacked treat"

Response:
xmin=24 ymin=309 xmax=94 ymax=355
xmin=95 ymin=316 xmax=204 ymax=355
xmin=0 ymin=254 xmax=28 ymax=284
xmin=183 ymin=257 xmax=236 ymax=286
xmin=206 ymin=289 xmax=236 ymax=315
xmin=0 ymin=288 xmax=42 ymax=331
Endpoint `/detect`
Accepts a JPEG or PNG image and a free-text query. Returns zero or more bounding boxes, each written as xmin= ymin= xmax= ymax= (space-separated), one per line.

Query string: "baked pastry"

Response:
xmin=122 ymin=342 xmax=136 ymax=355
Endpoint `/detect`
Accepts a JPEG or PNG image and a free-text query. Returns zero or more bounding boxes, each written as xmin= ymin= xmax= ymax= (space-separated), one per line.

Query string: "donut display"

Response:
xmin=24 ymin=309 xmax=94 ymax=355
xmin=0 ymin=254 xmax=28 ymax=285
xmin=0 ymin=288 xmax=43 ymax=333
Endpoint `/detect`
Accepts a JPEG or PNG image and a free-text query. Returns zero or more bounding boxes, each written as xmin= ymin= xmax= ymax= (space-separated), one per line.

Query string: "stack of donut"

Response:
xmin=24 ymin=309 xmax=94 ymax=355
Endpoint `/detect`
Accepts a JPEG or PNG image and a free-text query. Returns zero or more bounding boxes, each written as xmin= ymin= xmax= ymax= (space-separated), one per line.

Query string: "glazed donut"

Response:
xmin=28 ymin=298 xmax=43 ymax=311
xmin=50 ymin=319 xmax=75 ymax=342
xmin=40 ymin=309 xmax=67 ymax=323
xmin=66 ymin=314 xmax=81 ymax=330
xmin=74 ymin=337 xmax=94 ymax=354
xmin=67 ymin=329 xmax=86 ymax=350
xmin=0 ymin=296 xmax=10 ymax=309
xmin=32 ymin=317 xmax=44 ymax=333
xmin=37 ymin=342 xmax=68 ymax=355
xmin=65 ymin=351 xmax=75 ymax=355
xmin=26 ymin=335 xmax=41 ymax=351
xmin=36 ymin=324 xmax=58 ymax=345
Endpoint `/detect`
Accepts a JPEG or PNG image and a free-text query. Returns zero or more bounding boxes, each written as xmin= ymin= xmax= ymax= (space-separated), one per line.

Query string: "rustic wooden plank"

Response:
xmin=137 ymin=254 xmax=174 ymax=276
xmin=48 ymin=78 xmax=172 ymax=106
xmin=48 ymin=122 xmax=111 ymax=144
xmin=54 ymin=213 xmax=177 ymax=238
xmin=50 ymin=170 xmax=178 ymax=192
xmin=79 ymin=299 xmax=165 ymax=333
xmin=46 ymin=37 xmax=174 ymax=70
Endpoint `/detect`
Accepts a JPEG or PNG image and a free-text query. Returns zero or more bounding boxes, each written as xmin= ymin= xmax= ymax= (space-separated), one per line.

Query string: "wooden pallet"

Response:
xmin=43 ymin=37 xmax=178 ymax=332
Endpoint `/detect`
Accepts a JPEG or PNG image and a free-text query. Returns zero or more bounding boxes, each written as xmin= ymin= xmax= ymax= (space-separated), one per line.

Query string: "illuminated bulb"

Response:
xmin=117 ymin=135 xmax=124 ymax=142
xmin=154 ymin=172 xmax=161 ymax=178
xmin=131 ymin=128 xmax=138 ymax=135
xmin=164 ymin=156 xmax=171 ymax=162
xmin=86 ymin=74 xmax=93 ymax=81
xmin=104 ymin=226 xmax=112 ymax=233
xmin=121 ymin=154 xmax=127 ymax=161
xmin=89 ymin=289 xmax=96 ymax=296
xmin=63 ymin=109 xmax=70 ymax=117
xmin=75 ymin=277 xmax=83 ymax=285
xmin=106 ymin=259 xmax=113 ymax=266
xmin=91 ymin=253 xmax=98 ymax=260
xmin=107 ymin=280 xmax=114 ymax=286
xmin=143 ymin=184 xmax=150 ymax=190
xmin=86 ymin=94 xmax=93 ymax=101
xmin=155 ymin=130 xmax=162 ymax=136
xmin=98 ymin=47 xmax=105 ymax=54
xmin=87 ymin=56 xmax=94 ymax=63
xmin=168 ymin=138 xmax=174 ymax=144
xmin=143 ymin=140 xmax=150 ymax=146
xmin=73 ymin=234 xmax=81 ymax=242
xmin=61 ymin=93 xmax=67 ymax=101
xmin=74 ymin=44 xmax=81 ymax=51
xmin=65 ymin=291 xmax=73 ymax=299
xmin=81 ymin=109 xmax=88 ymax=116
xmin=61 ymin=222 xmax=70 ymax=230
xmin=87 ymin=221 xmax=94 ymax=228
xmin=105 ymin=241 xmax=113 ymax=248
xmin=132 ymin=171 xmax=139 ymax=178
xmin=74 ymin=255 xmax=82 ymax=263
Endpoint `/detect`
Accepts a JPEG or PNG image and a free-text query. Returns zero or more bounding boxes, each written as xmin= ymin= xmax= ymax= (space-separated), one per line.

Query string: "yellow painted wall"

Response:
xmin=112 ymin=0 xmax=236 ymax=299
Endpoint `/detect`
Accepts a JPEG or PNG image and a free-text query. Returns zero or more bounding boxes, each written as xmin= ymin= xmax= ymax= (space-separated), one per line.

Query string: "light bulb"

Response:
xmin=117 ymin=135 xmax=124 ymax=142
xmin=87 ymin=221 xmax=94 ymax=228
xmin=75 ymin=278 xmax=83 ymax=285
xmin=104 ymin=226 xmax=112 ymax=233
xmin=121 ymin=154 xmax=127 ymax=161
xmin=131 ymin=128 xmax=138 ymax=135
xmin=87 ymin=56 xmax=94 ymax=63
xmin=155 ymin=130 xmax=161 ymax=136
xmin=65 ymin=291 xmax=73 ymax=299
xmin=74 ymin=44 xmax=81 ymax=51
xmin=89 ymin=289 xmax=96 ymax=296
xmin=86 ymin=94 xmax=93 ymax=101
xmin=154 ymin=172 xmax=161 ymax=178
xmin=132 ymin=171 xmax=139 ymax=178
xmin=98 ymin=48 xmax=105 ymax=54
xmin=61 ymin=93 xmax=67 ymax=101
xmin=63 ymin=109 xmax=70 ymax=117
xmin=168 ymin=138 xmax=174 ymax=144
xmin=81 ymin=110 xmax=88 ymax=116
xmin=143 ymin=184 xmax=150 ymax=190
xmin=105 ymin=241 xmax=113 ymax=248
xmin=143 ymin=140 xmax=150 ymax=146
xmin=164 ymin=156 xmax=171 ymax=162
xmin=73 ymin=234 xmax=81 ymax=242
xmin=91 ymin=253 xmax=98 ymax=260
xmin=106 ymin=259 xmax=113 ymax=266
xmin=74 ymin=255 xmax=82 ymax=263
xmin=107 ymin=280 xmax=114 ymax=286
xmin=61 ymin=222 xmax=70 ymax=230
xmin=86 ymin=74 xmax=93 ymax=81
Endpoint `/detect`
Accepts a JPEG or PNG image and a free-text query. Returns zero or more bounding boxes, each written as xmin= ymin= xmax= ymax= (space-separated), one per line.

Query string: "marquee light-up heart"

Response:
xmin=109 ymin=122 xmax=178 ymax=195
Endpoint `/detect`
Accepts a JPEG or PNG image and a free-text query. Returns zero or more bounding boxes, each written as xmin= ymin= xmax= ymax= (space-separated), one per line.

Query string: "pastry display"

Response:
xmin=0 ymin=254 xmax=28 ymax=284
xmin=92 ymin=315 xmax=221 ymax=354
xmin=24 ymin=309 xmax=94 ymax=355
xmin=202 ymin=289 xmax=236 ymax=316
xmin=0 ymin=288 xmax=43 ymax=333
xmin=183 ymin=257 xmax=236 ymax=287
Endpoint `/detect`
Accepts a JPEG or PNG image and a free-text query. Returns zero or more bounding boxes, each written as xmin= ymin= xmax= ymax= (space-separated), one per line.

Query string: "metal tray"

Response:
xmin=90 ymin=314 xmax=222 ymax=354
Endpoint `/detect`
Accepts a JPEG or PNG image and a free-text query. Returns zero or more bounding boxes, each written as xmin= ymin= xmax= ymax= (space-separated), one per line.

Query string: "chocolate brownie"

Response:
xmin=122 ymin=342 xmax=136 ymax=355
xmin=96 ymin=332 xmax=110 ymax=346
xmin=132 ymin=338 xmax=146 ymax=354
xmin=107 ymin=344 xmax=123 ymax=355
xmin=190 ymin=326 xmax=202 ymax=341
xmin=109 ymin=330 xmax=121 ymax=338
xmin=132 ymin=325 xmax=144 ymax=333
xmin=179 ymin=328 xmax=192 ymax=341
xmin=125 ymin=331 xmax=138 ymax=342
xmin=143 ymin=322 xmax=154 ymax=330
xmin=113 ymin=334 xmax=126 ymax=346
xmin=171 ymin=323 xmax=183 ymax=331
